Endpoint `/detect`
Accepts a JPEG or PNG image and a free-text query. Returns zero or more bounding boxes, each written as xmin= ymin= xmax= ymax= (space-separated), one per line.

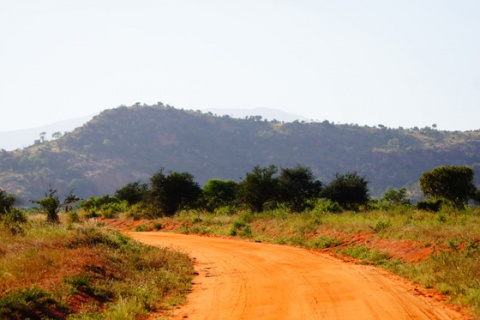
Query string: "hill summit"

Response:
xmin=1 ymin=103 xmax=479 ymax=202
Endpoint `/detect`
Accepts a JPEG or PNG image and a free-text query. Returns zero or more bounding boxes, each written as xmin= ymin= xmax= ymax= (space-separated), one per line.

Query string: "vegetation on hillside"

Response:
xmin=1 ymin=104 xmax=480 ymax=202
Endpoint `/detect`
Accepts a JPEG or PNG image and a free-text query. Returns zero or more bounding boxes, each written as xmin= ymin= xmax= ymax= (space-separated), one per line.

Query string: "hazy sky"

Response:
xmin=1 ymin=0 xmax=479 ymax=131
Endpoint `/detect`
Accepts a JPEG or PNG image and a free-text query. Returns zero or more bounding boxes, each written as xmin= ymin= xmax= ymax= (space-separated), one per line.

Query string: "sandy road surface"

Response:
xmin=128 ymin=232 xmax=468 ymax=320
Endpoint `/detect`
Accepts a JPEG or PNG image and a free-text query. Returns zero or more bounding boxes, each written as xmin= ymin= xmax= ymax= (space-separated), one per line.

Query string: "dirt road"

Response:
xmin=128 ymin=232 xmax=468 ymax=320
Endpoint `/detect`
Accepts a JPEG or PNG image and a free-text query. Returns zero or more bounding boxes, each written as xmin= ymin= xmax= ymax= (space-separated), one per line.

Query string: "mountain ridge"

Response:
xmin=1 ymin=104 xmax=479 ymax=203
xmin=0 ymin=115 xmax=94 ymax=151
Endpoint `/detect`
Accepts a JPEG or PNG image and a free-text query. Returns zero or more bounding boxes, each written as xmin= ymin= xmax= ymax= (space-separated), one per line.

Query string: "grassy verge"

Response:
xmin=123 ymin=207 xmax=480 ymax=317
xmin=0 ymin=218 xmax=194 ymax=320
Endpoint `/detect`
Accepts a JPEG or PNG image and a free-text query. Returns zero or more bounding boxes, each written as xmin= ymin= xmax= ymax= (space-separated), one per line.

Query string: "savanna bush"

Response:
xmin=309 ymin=199 xmax=343 ymax=214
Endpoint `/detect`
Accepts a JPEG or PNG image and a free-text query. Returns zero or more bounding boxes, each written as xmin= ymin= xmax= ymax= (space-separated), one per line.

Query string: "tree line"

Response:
xmin=1 ymin=164 xmax=479 ymax=223
xmin=80 ymin=164 xmax=479 ymax=218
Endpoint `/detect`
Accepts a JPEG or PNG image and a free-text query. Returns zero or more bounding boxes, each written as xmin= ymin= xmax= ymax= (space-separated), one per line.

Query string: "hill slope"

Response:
xmin=1 ymin=104 xmax=479 ymax=202
xmin=0 ymin=115 xmax=93 ymax=151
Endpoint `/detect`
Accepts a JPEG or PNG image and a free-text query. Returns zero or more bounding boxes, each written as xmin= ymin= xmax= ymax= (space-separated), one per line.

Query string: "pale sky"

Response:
xmin=1 ymin=0 xmax=479 ymax=131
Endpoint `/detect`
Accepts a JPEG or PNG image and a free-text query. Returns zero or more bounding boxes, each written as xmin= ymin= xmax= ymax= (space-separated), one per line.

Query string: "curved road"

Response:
xmin=128 ymin=232 xmax=467 ymax=320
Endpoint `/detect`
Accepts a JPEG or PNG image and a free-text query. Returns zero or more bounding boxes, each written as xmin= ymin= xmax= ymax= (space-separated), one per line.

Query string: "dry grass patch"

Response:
xmin=0 ymin=220 xmax=194 ymax=319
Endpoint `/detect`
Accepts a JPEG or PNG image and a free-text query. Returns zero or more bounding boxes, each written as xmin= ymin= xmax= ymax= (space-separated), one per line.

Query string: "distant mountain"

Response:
xmin=203 ymin=107 xmax=309 ymax=122
xmin=0 ymin=104 xmax=479 ymax=203
xmin=0 ymin=115 xmax=93 ymax=151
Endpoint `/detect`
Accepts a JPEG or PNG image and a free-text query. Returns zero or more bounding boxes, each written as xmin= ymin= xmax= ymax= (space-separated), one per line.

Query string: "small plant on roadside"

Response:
xmin=339 ymin=245 xmax=391 ymax=265
xmin=240 ymin=225 xmax=253 ymax=238
xmin=229 ymin=220 xmax=246 ymax=236
xmin=135 ymin=224 xmax=148 ymax=232
xmin=370 ymin=220 xmax=391 ymax=233
xmin=0 ymin=286 xmax=68 ymax=320
xmin=308 ymin=236 xmax=343 ymax=249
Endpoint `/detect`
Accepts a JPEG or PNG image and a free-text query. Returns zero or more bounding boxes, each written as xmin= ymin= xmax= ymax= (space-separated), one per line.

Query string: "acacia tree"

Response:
xmin=237 ymin=165 xmax=278 ymax=212
xmin=321 ymin=172 xmax=369 ymax=210
xmin=419 ymin=166 xmax=477 ymax=209
xmin=150 ymin=169 xmax=202 ymax=216
xmin=277 ymin=165 xmax=322 ymax=212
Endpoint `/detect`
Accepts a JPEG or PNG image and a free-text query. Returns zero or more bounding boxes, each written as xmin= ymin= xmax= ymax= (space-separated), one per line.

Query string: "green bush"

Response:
xmin=125 ymin=203 xmax=158 ymax=220
xmin=1 ymin=208 xmax=27 ymax=235
xmin=339 ymin=245 xmax=390 ymax=265
xmin=370 ymin=220 xmax=391 ymax=233
xmin=310 ymin=199 xmax=343 ymax=214
xmin=0 ymin=286 xmax=67 ymax=320
xmin=135 ymin=224 xmax=148 ymax=232
xmin=229 ymin=220 xmax=246 ymax=236
xmin=214 ymin=205 xmax=238 ymax=215
xmin=308 ymin=236 xmax=343 ymax=249
xmin=415 ymin=199 xmax=443 ymax=212
xmin=67 ymin=210 xmax=80 ymax=223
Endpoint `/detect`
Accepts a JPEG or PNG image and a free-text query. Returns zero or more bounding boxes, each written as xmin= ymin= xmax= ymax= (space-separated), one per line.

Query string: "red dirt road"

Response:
xmin=128 ymin=232 xmax=468 ymax=320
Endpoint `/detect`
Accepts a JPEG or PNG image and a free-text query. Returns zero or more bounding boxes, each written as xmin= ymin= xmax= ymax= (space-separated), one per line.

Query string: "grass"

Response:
xmin=140 ymin=205 xmax=480 ymax=317
xmin=0 ymin=218 xmax=194 ymax=319
xmin=19 ymin=204 xmax=479 ymax=317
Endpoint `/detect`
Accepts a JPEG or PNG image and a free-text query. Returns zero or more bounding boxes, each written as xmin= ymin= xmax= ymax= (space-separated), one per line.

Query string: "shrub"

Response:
xmin=67 ymin=210 xmax=80 ymax=223
xmin=310 ymin=199 xmax=343 ymax=214
xmin=0 ymin=287 xmax=67 ymax=320
xmin=308 ymin=236 xmax=343 ymax=249
xmin=1 ymin=208 xmax=27 ymax=235
xmin=370 ymin=220 xmax=391 ymax=233
xmin=415 ymin=199 xmax=443 ymax=212
xmin=229 ymin=220 xmax=246 ymax=236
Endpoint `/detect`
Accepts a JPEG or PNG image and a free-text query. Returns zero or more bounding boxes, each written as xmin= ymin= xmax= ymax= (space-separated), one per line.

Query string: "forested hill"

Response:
xmin=1 ymin=104 xmax=480 ymax=203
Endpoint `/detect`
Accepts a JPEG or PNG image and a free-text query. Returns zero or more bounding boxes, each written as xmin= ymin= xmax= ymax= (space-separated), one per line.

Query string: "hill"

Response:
xmin=1 ymin=103 xmax=479 ymax=203
xmin=0 ymin=115 xmax=93 ymax=151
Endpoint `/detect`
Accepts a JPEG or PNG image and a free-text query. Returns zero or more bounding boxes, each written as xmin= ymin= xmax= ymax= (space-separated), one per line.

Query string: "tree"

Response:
xmin=150 ymin=169 xmax=202 ymax=216
xmin=419 ymin=166 xmax=477 ymax=209
xmin=473 ymin=189 xmax=480 ymax=206
xmin=115 ymin=181 xmax=148 ymax=205
xmin=277 ymin=165 xmax=322 ymax=212
xmin=39 ymin=132 xmax=47 ymax=143
xmin=51 ymin=131 xmax=63 ymax=140
xmin=0 ymin=191 xmax=26 ymax=235
xmin=36 ymin=187 xmax=61 ymax=223
xmin=237 ymin=165 xmax=278 ymax=212
xmin=63 ymin=190 xmax=81 ymax=213
xmin=202 ymin=179 xmax=238 ymax=212
xmin=321 ymin=172 xmax=369 ymax=210
xmin=0 ymin=189 xmax=15 ymax=214
xmin=81 ymin=195 xmax=119 ymax=211
xmin=34 ymin=187 xmax=80 ymax=223
xmin=381 ymin=188 xmax=410 ymax=207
